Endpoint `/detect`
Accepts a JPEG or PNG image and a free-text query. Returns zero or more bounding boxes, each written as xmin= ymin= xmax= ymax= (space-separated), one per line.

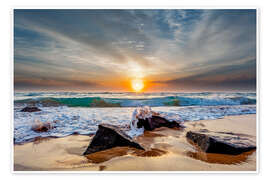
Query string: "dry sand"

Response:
xmin=13 ymin=114 xmax=256 ymax=171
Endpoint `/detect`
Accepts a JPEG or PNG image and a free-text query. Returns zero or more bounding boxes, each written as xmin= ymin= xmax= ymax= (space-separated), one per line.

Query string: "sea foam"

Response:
xmin=14 ymin=104 xmax=256 ymax=143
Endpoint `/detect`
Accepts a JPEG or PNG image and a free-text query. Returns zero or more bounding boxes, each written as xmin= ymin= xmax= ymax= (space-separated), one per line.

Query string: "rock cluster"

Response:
xmin=84 ymin=107 xmax=184 ymax=156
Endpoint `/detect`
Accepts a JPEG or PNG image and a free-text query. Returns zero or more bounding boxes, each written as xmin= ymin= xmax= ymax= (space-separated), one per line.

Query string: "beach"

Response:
xmin=12 ymin=8 xmax=258 ymax=174
xmin=14 ymin=114 xmax=256 ymax=171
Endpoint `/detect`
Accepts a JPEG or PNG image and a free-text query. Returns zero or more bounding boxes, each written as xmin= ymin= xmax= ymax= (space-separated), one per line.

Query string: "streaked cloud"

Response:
xmin=14 ymin=9 xmax=256 ymax=91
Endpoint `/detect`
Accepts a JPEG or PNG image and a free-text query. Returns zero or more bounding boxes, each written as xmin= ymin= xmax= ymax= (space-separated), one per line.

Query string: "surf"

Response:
xmin=14 ymin=94 xmax=256 ymax=108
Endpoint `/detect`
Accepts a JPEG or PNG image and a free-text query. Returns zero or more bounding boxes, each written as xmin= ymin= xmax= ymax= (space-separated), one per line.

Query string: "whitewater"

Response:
xmin=14 ymin=92 xmax=256 ymax=143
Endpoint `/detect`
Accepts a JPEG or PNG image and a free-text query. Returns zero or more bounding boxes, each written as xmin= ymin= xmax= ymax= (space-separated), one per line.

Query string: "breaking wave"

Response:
xmin=14 ymin=95 xmax=256 ymax=107
xmin=13 ymin=92 xmax=256 ymax=143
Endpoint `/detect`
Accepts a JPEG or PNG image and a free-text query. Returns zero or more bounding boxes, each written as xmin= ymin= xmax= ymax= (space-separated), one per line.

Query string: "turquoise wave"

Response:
xmin=14 ymin=95 xmax=256 ymax=107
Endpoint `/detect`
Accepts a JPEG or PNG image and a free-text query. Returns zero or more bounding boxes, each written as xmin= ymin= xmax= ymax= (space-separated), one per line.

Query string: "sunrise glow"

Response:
xmin=14 ymin=10 xmax=256 ymax=91
xmin=131 ymin=79 xmax=144 ymax=92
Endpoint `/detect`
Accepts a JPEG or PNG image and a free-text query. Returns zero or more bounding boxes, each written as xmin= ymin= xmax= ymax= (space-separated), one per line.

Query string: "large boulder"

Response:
xmin=137 ymin=115 xmax=182 ymax=131
xmin=21 ymin=106 xmax=41 ymax=112
xmin=186 ymin=130 xmax=256 ymax=155
xmin=83 ymin=124 xmax=145 ymax=155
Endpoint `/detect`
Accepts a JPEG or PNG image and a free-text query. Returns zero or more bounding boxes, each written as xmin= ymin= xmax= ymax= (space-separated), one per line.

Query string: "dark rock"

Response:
xmin=21 ymin=106 xmax=41 ymax=112
xmin=137 ymin=115 xmax=182 ymax=131
xmin=31 ymin=121 xmax=54 ymax=132
xmin=186 ymin=130 xmax=256 ymax=155
xmin=71 ymin=131 xmax=79 ymax=135
xmin=83 ymin=124 xmax=145 ymax=155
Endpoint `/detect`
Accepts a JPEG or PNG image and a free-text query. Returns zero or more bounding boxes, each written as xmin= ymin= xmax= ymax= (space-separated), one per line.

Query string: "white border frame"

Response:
xmin=10 ymin=7 xmax=260 ymax=174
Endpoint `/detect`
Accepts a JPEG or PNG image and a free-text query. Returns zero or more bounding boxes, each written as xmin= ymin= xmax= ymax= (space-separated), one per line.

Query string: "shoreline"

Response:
xmin=14 ymin=104 xmax=256 ymax=144
xmin=14 ymin=114 xmax=256 ymax=171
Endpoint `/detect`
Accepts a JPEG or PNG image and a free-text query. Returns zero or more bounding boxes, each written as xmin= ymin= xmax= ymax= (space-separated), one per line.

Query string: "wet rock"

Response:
xmin=186 ymin=130 xmax=256 ymax=155
xmin=83 ymin=124 xmax=145 ymax=155
xmin=31 ymin=121 xmax=54 ymax=132
xmin=130 ymin=106 xmax=184 ymax=133
xmin=21 ymin=106 xmax=41 ymax=112
xmin=137 ymin=115 xmax=183 ymax=131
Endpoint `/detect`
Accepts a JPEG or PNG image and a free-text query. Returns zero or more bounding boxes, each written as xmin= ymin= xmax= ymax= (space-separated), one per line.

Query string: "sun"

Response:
xmin=131 ymin=79 xmax=144 ymax=92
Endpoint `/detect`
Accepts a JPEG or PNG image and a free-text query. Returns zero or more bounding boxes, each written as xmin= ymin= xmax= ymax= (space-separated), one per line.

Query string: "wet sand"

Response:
xmin=14 ymin=114 xmax=256 ymax=171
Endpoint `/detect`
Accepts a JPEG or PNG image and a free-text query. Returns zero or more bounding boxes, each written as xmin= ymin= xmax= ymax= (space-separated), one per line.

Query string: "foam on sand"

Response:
xmin=14 ymin=114 xmax=256 ymax=171
xmin=14 ymin=105 xmax=256 ymax=143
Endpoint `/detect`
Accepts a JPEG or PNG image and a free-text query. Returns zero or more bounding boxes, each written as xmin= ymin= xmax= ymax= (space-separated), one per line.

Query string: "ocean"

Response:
xmin=14 ymin=91 xmax=256 ymax=144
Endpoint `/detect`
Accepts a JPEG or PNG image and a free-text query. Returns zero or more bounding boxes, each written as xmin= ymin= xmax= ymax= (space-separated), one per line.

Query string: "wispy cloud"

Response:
xmin=14 ymin=9 xmax=256 ymax=91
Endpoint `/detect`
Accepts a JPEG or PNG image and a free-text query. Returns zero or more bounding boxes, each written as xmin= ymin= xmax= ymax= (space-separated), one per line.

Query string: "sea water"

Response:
xmin=14 ymin=92 xmax=256 ymax=143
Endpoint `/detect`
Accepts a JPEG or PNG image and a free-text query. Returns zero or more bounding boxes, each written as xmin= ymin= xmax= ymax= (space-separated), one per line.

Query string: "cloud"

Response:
xmin=14 ymin=9 xmax=256 ymax=91
xmin=155 ymin=58 xmax=256 ymax=91
xmin=14 ymin=76 xmax=101 ymax=91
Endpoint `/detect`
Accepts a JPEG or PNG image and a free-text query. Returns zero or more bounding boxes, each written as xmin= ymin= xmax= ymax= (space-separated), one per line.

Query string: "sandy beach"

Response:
xmin=12 ymin=8 xmax=258 ymax=175
xmin=14 ymin=114 xmax=256 ymax=171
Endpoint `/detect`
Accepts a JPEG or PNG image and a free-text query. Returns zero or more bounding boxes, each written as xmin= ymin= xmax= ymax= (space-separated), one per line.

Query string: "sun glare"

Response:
xmin=131 ymin=79 xmax=144 ymax=92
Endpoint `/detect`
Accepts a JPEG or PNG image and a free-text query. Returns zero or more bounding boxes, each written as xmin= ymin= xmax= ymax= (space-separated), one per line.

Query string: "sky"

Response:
xmin=14 ymin=9 xmax=256 ymax=92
